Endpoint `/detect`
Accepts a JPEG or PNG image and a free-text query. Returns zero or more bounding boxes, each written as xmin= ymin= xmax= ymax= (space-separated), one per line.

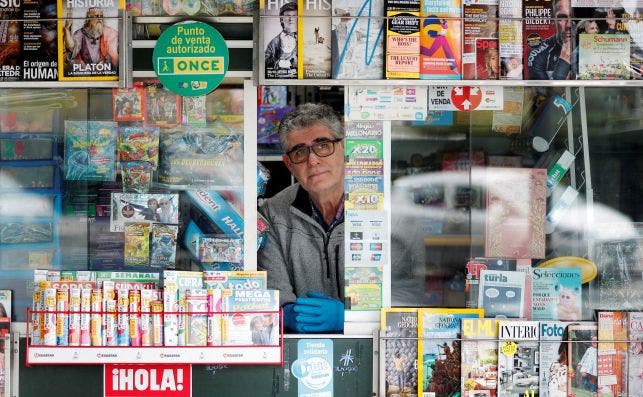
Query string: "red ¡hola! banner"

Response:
xmin=104 ymin=364 xmax=191 ymax=397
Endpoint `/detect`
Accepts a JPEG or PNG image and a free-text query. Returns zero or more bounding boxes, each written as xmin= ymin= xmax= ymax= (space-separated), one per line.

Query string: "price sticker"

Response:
xmin=501 ymin=340 xmax=517 ymax=356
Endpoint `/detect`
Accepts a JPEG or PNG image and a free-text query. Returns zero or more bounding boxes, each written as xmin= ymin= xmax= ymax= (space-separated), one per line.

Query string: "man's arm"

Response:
xmin=527 ymin=44 xmax=550 ymax=80
xmin=264 ymin=36 xmax=280 ymax=69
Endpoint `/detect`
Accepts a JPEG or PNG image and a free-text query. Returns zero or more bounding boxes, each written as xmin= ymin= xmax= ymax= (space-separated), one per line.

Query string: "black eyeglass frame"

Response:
xmin=285 ymin=138 xmax=343 ymax=164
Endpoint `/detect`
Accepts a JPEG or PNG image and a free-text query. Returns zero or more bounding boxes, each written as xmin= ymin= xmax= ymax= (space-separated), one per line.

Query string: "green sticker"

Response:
xmin=153 ymin=22 xmax=229 ymax=96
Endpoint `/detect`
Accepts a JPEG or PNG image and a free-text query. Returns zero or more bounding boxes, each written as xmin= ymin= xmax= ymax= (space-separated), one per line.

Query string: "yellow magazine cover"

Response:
xmin=297 ymin=0 xmax=331 ymax=79
xmin=57 ymin=0 xmax=124 ymax=81
xmin=381 ymin=308 xmax=419 ymax=397
xmin=418 ymin=308 xmax=484 ymax=397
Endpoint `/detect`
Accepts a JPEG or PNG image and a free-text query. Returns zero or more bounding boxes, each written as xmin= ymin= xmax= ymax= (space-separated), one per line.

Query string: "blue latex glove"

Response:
xmin=283 ymin=303 xmax=307 ymax=333
xmin=293 ymin=291 xmax=344 ymax=333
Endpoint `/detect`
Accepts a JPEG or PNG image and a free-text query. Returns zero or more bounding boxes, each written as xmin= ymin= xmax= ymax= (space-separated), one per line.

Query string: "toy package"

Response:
xmin=150 ymin=223 xmax=178 ymax=268
xmin=113 ymin=87 xmax=146 ymax=122
xmin=64 ymin=120 xmax=117 ymax=181
xmin=123 ymin=222 xmax=150 ymax=267
xmin=110 ymin=193 xmax=179 ymax=232
xmin=120 ymin=162 xmax=153 ymax=193
xmin=183 ymin=96 xmax=207 ymax=126
xmin=197 ymin=235 xmax=243 ymax=271
xmin=117 ymin=125 xmax=160 ymax=167
xmin=144 ymin=82 xmax=182 ymax=127
xmin=157 ymin=126 xmax=243 ymax=188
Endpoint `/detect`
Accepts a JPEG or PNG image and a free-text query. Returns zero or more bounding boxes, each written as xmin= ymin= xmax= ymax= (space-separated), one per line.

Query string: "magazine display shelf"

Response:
xmin=25 ymin=309 xmax=283 ymax=366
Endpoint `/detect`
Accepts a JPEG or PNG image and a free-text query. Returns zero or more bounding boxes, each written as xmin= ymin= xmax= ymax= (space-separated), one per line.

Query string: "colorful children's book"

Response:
xmin=484 ymin=167 xmax=547 ymax=259
xmin=597 ymin=311 xmax=628 ymax=397
xmin=298 ymin=0 xmax=331 ymax=78
xmin=498 ymin=320 xmax=540 ymax=397
xmin=381 ymin=308 xmax=418 ymax=396
xmin=567 ymin=322 xmax=598 ymax=397
xmin=461 ymin=318 xmax=500 ymax=397
xmin=64 ymin=120 xmax=117 ymax=181
xmin=531 ymin=268 xmax=582 ymax=321
xmin=420 ymin=0 xmax=462 ymax=79
xmin=113 ymin=87 xmax=146 ymax=122
xmin=263 ymin=0 xmax=298 ymax=79
xmin=478 ymin=269 xmax=526 ymax=318
xmin=57 ymin=0 xmax=123 ymax=80
xmin=539 ymin=321 xmax=573 ymax=397
xmin=418 ymin=308 xmax=484 ymax=397
xmin=628 ymin=312 xmax=643 ymax=397
xmin=463 ymin=0 xmax=499 ymax=80
xmin=331 ymin=0 xmax=385 ymax=79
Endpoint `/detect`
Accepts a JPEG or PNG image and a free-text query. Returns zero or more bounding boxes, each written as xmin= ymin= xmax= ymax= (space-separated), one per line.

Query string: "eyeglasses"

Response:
xmin=286 ymin=138 xmax=343 ymax=164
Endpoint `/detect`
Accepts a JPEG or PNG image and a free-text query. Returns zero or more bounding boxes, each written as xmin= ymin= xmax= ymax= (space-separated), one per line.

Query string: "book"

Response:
xmin=263 ymin=0 xmax=298 ymax=79
xmin=463 ymin=0 xmax=499 ymax=80
xmin=298 ymin=0 xmax=331 ymax=78
xmin=418 ymin=308 xmax=484 ymax=397
xmin=597 ymin=311 xmax=628 ymax=397
xmin=221 ymin=289 xmax=279 ymax=346
xmin=498 ymin=0 xmax=522 ymax=79
xmin=64 ymin=120 xmax=117 ymax=181
xmin=497 ymin=320 xmax=540 ymax=397
xmin=57 ymin=0 xmax=122 ymax=80
xmin=113 ymin=87 xmax=146 ymax=122
xmin=331 ymin=0 xmax=385 ymax=79
xmin=380 ymin=308 xmax=418 ymax=396
xmin=578 ymin=33 xmax=630 ymax=80
xmin=144 ymin=82 xmax=182 ymax=126
xmin=385 ymin=0 xmax=421 ymax=78
xmin=628 ymin=312 xmax=643 ymax=397
xmin=478 ymin=270 xmax=526 ymax=318
xmin=539 ymin=321 xmax=573 ymax=397
xmin=420 ymin=0 xmax=462 ymax=79
xmin=484 ymin=167 xmax=547 ymax=259
xmin=567 ymin=322 xmax=598 ymax=397
xmin=461 ymin=318 xmax=500 ymax=397
xmin=21 ymin=0 xmax=58 ymax=81
xmin=531 ymin=268 xmax=582 ymax=321
xmin=523 ymin=0 xmax=558 ymax=80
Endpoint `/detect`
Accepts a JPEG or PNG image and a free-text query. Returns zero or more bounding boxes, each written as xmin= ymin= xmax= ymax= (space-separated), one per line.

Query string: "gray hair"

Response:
xmin=278 ymin=103 xmax=343 ymax=152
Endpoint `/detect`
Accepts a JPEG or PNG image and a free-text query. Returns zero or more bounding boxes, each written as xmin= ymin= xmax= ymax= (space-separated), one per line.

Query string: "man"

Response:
xmin=527 ymin=0 xmax=573 ymax=80
xmin=258 ymin=103 xmax=345 ymax=333
xmin=264 ymin=1 xmax=298 ymax=78
xmin=63 ymin=8 xmax=119 ymax=71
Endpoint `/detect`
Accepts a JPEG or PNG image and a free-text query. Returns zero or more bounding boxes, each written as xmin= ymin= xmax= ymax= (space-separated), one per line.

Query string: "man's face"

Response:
xmin=283 ymin=124 xmax=345 ymax=199
xmin=86 ymin=9 xmax=104 ymax=35
xmin=555 ymin=0 xmax=572 ymax=43
xmin=281 ymin=10 xmax=297 ymax=34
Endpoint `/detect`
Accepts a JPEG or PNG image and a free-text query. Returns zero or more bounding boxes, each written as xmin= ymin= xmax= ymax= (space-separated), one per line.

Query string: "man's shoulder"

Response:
xmin=261 ymin=184 xmax=301 ymax=213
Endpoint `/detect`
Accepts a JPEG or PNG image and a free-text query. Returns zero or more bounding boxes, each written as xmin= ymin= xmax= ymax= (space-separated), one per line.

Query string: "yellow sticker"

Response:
xmin=501 ymin=340 xmax=517 ymax=356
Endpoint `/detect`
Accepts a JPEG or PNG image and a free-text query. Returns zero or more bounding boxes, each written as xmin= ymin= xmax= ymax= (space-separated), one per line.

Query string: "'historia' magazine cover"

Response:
xmin=298 ymin=0 xmax=331 ymax=78
xmin=57 ymin=0 xmax=123 ymax=80
xmin=263 ymin=0 xmax=298 ymax=79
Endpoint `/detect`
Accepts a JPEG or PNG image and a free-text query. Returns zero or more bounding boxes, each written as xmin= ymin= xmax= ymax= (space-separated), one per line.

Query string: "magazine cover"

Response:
xmin=597 ymin=311 xmax=628 ymax=397
xmin=498 ymin=320 xmax=540 ymax=397
xmin=485 ymin=167 xmax=547 ymax=259
xmin=478 ymin=270 xmax=526 ymax=318
xmin=523 ymin=0 xmax=558 ymax=80
xmin=331 ymin=0 xmax=385 ymax=79
xmin=117 ymin=125 xmax=160 ymax=167
xmin=418 ymin=308 xmax=484 ymax=397
xmin=183 ymin=95 xmax=207 ymax=126
xmin=263 ymin=0 xmax=298 ymax=79
xmin=109 ymin=193 xmax=179 ymax=232
xmin=113 ymin=87 xmax=145 ymax=122
xmin=461 ymin=318 xmax=500 ymax=397
xmin=567 ymin=322 xmax=598 ymax=397
xmin=465 ymin=258 xmax=524 ymax=308
xmin=381 ymin=308 xmax=418 ymax=397
xmin=185 ymin=289 xmax=208 ymax=346
xmin=149 ymin=223 xmax=178 ymax=268
xmin=0 ymin=290 xmax=10 ymax=337
xmin=0 ymin=5 xmax=20 ymax=82
xmin=203 ymin=271 xmax=267 ymax=290
xmin=420 ymin=0 xmax=462 ymax=79
xmin=22 ymin=0 xmax=58 ymax=81
xmin=221 ymin=289 xmax=279 ymax=346
xmin=531 ymin=268 xmax=582 ymax=321
xmin=628 ymin=312 xmax=643 ymax=397
xmin=298 ymin=0 xmax=331 ymax=78
xmin=578 ymin=33 xmax=630 ymax=80
xmin=540 ymin=321 xmax=574 ymax=397
xmin=463 ymin=0 xmax=498 ymax=80
xmin=64 ymin=120 xmax=117 ymax=181
xmin=385 ymin=0 xmax=421 ymax=79
xmin=57 ymin=0 xmax=123 ymax=80
xmin=491 ymin=87 xmax=524 ymax=135
xmin=144 ymin=82 xmax=182 ymax=126
xmin=499 ymin=0 xmax=522 ymax=79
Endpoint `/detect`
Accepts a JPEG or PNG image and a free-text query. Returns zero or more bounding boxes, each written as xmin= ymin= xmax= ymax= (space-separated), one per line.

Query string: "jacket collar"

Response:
xmin=292 ymin=185 xmax=314 ymax=216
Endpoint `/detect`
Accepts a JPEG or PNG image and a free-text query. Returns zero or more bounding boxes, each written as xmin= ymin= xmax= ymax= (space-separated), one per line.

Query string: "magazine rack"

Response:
xmin=25 ymin=309 xmax=283 ymax=366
